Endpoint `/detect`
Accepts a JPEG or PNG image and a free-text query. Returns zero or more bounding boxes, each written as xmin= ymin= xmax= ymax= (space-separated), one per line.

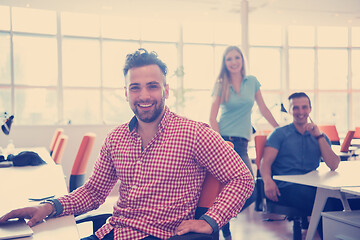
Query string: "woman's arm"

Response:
xmin=255 ymin=90 xmax=279 ymax=128
xmin=209 ymin=96 xmax=221 ymax=133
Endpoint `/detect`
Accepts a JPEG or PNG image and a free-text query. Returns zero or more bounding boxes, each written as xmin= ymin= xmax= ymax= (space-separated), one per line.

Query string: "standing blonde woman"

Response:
xmin=209 ymin=46 xmax=279 ymax=240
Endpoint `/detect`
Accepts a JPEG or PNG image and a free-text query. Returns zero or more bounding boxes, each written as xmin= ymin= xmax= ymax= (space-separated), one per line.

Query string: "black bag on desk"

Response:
xmin=8 ymin=151 xmax=46 ymax=166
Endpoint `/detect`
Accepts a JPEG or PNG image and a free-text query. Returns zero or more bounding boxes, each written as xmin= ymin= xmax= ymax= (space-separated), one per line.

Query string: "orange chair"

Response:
xmin=340 ymin=130 xmax=355 ymax=153
xmin=49 ymin=128 xmax=64 ymax=156
xmin=254 ymin=135 xmax=267 ymax=171
xmin=354 ymin=127 xmax=360 ymax=139
xmin=254 ymin=135 xmax=267 ymax=212
xmin=52 ymin=134 xmax=69 ymax=164
xmin=318 ymin=125 xmax=340 ymax=145
xmin=254 ymin=135 xmax=305 ymax=240
xmin=69 ymin=133 xmax=96 ymax=192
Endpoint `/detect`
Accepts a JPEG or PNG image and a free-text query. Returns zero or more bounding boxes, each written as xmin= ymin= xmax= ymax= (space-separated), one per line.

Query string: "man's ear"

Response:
xmin=164 ymin=84 xmax=169 ymax=99
xmin=124 ymin=87 xmax=128 ymax=102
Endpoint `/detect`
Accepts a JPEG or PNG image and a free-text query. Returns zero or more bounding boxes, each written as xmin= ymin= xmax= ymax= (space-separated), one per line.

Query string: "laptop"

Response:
xmin=0 ymin=219 xmax=33 ymax=239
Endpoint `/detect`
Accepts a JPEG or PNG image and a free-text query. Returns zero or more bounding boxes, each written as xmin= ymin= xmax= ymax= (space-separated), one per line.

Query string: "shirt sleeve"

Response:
xmin=266 ymin=128 xmax=283 ymax=150
xmin=246 ymin=75 xmax=261 ymax=94
xmin=56 ymin=135 xmax=118 ymax=216
xmin=254 ymin=76 xmax=261 ymax=93
xmin=194 ymin=124 xmax=255 ymax=229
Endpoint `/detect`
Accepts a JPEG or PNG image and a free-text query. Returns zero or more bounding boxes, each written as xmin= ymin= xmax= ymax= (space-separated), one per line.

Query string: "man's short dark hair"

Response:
xmin=123 ymin=48 xmax=168 ymax=79
xmin=288 ymin=92 xmax=312 ymax=108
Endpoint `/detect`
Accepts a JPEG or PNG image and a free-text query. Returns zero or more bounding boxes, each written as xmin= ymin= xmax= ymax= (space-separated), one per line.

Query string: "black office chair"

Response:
xmin=254 ymin=135 xmax=306 ymax=240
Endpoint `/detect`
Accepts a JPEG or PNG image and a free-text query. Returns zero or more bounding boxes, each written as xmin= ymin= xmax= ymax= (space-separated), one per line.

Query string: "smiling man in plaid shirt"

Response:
xmin=0 ymin=49 xmax=254 ymax=240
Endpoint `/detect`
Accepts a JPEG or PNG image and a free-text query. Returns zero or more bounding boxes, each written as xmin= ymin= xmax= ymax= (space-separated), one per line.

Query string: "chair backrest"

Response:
xmin=254 ymin=135 xmax=267 ymax=170
xmin=318 ymin=125 xmax=340 ymax=145
xmin=197 ymin=141 xmax=233 ymax=208
xmin=52 ymin=134 xmax=69 ymax=164
xmin=69 ymin=133 xmax=96 ymax=192
xmin=260 ymin=130 xmax=272 ymax=136
xmin=340 ymin=130 xmax=355 ymax=153
xmin=49 ymin=128 xmax=64 ymax=156
xmin=354 ymin=127 xmax=360 ymax=139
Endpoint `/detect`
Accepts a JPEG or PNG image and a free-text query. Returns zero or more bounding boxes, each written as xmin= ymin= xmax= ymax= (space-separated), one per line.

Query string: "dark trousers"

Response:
xmin=81 ymin=230 xmax=114 ymax=240
xmin=276 ymin=183 xmax=360 ymax=239
xmin=81 ymin=230 xmax=214 ymax=240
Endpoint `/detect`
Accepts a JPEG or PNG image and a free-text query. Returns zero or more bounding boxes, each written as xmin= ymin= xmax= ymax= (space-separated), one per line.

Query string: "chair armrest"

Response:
xmin=75 ymin=213 xmax=112 ymax=224
xmin=75 ymin=213 xmax=112 ymax=234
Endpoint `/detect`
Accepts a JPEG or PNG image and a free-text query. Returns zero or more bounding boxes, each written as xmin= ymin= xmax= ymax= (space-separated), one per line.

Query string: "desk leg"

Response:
xmin=305 ymin=188 xmax=329 ymax=240
xmin=339 ymin=192 xmax=351 ymax=211
xmin=305 ymin=188 xmax=351 ymax=240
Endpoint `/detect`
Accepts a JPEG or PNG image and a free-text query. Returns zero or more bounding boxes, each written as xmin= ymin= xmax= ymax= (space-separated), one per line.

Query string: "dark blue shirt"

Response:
xmin=266 ymin=123 xmax=331 ymax=188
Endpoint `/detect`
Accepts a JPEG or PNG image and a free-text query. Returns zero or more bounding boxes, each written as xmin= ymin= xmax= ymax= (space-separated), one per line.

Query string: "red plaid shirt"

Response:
xmin=57 ymin=108 xmax=254 ymax=240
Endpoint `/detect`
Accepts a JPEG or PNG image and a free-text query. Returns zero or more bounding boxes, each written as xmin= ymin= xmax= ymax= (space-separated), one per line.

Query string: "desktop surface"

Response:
xmin=0 ymin=147 xmax=80 ymax=240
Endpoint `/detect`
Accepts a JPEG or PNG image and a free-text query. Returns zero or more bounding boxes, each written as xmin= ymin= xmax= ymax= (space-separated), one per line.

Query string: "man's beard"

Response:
xmin=132 ymin=97 xmax=165 ymax=123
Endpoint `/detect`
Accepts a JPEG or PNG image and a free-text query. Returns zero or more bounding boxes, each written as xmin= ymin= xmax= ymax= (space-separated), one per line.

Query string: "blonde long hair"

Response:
xmin=215 ymin=46 xmax=246 ymax=103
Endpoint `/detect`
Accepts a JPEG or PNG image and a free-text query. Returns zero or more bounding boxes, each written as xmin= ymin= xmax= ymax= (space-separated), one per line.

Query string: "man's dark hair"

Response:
xmin=123 ymin=48 xmax=168 ymax=78
xmin=288 ymin=92 xmax=312 ymax=108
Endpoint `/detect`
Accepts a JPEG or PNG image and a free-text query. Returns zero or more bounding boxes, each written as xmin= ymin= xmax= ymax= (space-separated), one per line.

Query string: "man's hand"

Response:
xmin=0 ymin=204 xmax=53 ymax=227
xmin=305 ymin=117 xmax=321 ymax=137
xmin=263 ymin=178 xmax=281 ymax=202
xmin=175 ymin=219 xmax=212 ymax=236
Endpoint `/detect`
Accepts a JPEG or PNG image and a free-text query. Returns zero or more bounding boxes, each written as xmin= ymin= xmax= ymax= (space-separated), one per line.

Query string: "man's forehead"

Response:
xmin=129 ymin=64 xmax=162 ymax=75
xmin=290 ymin=97 xmax=310 ymax=106
xmin=126 ymin=64 xmax=165 ymax=85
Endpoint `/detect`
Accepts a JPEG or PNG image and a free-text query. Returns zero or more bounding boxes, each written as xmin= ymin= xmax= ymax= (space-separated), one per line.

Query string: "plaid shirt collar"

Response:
xmin=128 ymin=106 xmax=170 ymax=134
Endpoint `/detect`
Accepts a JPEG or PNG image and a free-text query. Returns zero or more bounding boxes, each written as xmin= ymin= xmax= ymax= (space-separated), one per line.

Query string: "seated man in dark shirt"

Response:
xmin=260 ymin=92 xmax=360 ymax=238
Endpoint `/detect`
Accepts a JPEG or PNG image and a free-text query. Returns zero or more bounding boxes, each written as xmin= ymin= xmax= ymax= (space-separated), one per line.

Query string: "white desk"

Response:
xmin=273 ymin=161 xmax=360 ymax=240
xmin=351 ymin=138 xmax=360 ymax=146
xmin=331 ymin=145 xmax=357 ymax=159
xmin=0 ymin=148 xmax=80 ymax=240
xmin=341 ymin=187 xmax=360 ymax=196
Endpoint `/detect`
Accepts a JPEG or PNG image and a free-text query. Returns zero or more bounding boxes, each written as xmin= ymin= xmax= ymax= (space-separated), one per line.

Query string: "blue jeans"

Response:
xmin=221 ymin=136 xmax=256 ymax=238
xmin=81 ymin=230 xmax=114 ymax=240
xmin=81 ymin=231 xmax=162 ymax=240
xmin=81 ymin=231 xmax=214 ymax=240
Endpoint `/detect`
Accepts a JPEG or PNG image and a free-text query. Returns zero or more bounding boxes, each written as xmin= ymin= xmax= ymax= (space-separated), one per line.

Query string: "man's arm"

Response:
xmin=305 ymin=121 xmax=340 ymax=171
xmin=259 ymin=146 xmax=281 ymax=202
xmin=317 ymin=136 xmax=340 ymax=170
xmin=190 ymin=127 xmax=254 ymax=232
xmin=175 ymin=134 xmax=254 ymax=236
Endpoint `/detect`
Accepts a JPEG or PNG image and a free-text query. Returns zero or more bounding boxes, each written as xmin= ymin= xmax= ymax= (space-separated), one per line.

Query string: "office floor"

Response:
xmin=77 ymin=203 xmax=321 ymax=240
xmin=223 ymin=203 xmax=321 ymax=240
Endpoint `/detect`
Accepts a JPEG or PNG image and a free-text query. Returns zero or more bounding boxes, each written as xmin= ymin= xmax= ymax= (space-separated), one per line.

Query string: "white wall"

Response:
xmin=1 ymin=125 xmax=117 ymax=189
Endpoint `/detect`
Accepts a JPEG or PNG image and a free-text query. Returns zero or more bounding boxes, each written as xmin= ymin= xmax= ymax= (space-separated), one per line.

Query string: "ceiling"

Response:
xmin=0 ymin=0 xmax=360 ymax=26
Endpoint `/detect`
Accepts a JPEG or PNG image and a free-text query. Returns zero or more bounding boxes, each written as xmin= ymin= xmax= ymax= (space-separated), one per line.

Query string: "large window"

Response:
xmin=13 ymin=35 xmax=58 ymax=86
xmin=289 ymin=49 xmax=315 ymax=90
xmin=0 ymin=33 xmax=11 ymax=85
xmin=1 ymin=5 xmax=359 ymax=135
